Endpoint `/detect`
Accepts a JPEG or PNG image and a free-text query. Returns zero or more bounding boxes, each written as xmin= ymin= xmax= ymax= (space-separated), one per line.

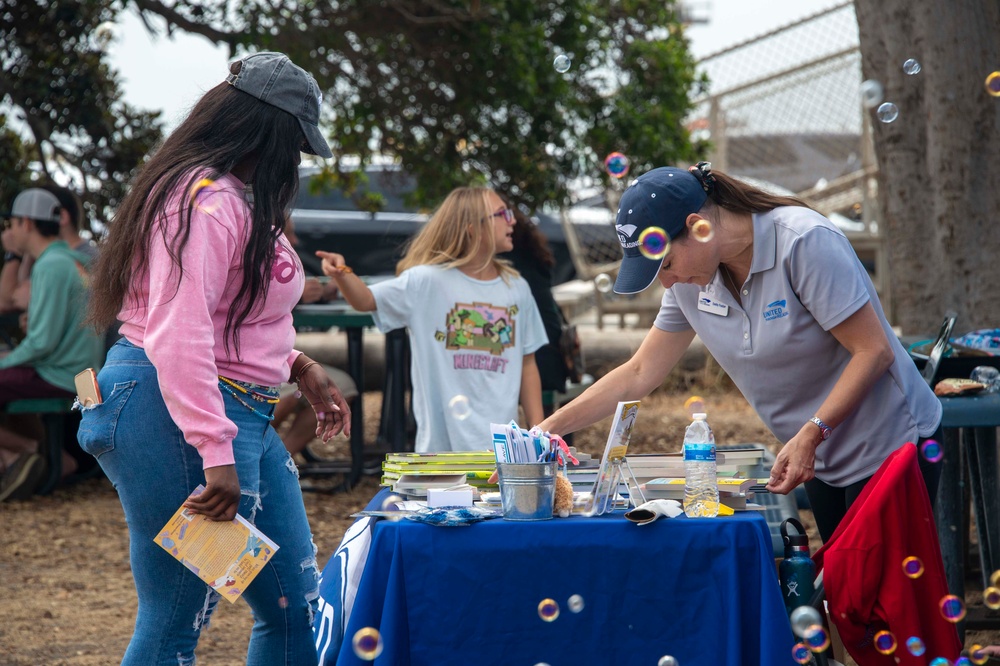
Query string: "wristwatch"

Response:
xmin=3 ymin=252 xmax=23 ymax=263
xmin=809 ymin=416 xmax=833 ymax=440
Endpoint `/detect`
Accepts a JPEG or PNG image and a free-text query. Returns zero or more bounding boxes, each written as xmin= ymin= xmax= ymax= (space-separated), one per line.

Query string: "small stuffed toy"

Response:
xmin=553 ymin=473 xmax=574 ymax=517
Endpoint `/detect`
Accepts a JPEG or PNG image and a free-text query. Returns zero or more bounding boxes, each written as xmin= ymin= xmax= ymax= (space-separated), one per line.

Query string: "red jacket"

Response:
xmin=812 ymin=443 xmax=961 ymax=665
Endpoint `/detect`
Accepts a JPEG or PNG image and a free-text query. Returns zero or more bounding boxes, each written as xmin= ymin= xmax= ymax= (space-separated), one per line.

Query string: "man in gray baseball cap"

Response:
xmin=0 ymin=186 xmax=104 ymax=502
xmin=226 ymin=51 xmax=333 ymax=159
xmin=2 ymin=188 xmax=62 ymax=230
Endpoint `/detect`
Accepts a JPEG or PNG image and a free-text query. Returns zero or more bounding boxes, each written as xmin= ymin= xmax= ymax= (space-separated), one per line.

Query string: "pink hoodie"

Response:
xmin=119 ymin=173 xmax=304 ymax=468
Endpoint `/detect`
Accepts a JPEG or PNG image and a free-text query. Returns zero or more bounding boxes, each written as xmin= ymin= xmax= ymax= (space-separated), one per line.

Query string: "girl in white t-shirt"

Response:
xmin=317 ymin=187 xmax=548 ymax=451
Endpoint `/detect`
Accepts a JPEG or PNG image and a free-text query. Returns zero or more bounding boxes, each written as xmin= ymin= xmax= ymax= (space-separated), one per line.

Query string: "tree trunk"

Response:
xmin=854 ymin=0 xmax=1000 ymax=335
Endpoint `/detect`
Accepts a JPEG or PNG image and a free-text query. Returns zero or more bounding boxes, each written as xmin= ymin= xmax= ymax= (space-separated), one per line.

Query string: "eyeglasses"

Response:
xmin=485 ymin=208 xmax=515 ymax=224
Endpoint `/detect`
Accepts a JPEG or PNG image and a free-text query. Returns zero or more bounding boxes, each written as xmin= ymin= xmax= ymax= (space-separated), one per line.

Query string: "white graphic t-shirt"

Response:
xmin=370 ymin=265 xmax=547 ymax=452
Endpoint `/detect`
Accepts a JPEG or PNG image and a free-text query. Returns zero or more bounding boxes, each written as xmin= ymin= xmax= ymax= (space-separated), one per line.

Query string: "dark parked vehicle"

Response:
xmin=290 ymin=166 xmax=618 ymax=285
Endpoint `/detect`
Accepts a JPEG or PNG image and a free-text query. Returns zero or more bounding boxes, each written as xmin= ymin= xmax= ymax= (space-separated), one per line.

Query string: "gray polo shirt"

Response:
xmin=654 ymin=207 xmax=941 ymax=486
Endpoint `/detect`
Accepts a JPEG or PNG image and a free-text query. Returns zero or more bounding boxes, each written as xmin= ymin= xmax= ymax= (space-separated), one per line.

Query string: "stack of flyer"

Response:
xmin=380 ymin=451 xmax=498 ymax=497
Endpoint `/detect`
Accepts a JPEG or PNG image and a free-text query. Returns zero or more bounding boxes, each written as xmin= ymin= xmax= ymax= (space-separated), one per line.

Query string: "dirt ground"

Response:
xmin=1 ymin=387 xmax=998 ymax=665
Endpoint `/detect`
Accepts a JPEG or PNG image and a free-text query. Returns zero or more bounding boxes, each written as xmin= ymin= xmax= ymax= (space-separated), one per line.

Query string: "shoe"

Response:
xmin=0 ymin=452 xmax=46 ymax=502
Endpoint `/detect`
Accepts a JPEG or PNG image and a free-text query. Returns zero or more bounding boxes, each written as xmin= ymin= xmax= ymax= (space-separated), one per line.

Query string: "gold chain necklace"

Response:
xmin=721 ymin=263 xmax=741 ymax=303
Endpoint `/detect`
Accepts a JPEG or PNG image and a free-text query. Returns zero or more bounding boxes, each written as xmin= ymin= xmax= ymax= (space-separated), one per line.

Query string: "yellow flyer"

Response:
xmin=155 ymin=485 xmax=279 ymax=603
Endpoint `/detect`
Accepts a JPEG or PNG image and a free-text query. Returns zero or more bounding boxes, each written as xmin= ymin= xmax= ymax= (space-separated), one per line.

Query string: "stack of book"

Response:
xmin=625 ymin=447 xmax=766 ymax=482
xmin=380 ymin=451 xmax=498 ymax=497
xmin=620 ymin=447 xmax=769 ymax=511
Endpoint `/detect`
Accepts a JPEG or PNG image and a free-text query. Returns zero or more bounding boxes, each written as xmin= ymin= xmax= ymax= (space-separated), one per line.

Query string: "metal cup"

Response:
xmin=497 ymin=462 xmax=557 ymax=521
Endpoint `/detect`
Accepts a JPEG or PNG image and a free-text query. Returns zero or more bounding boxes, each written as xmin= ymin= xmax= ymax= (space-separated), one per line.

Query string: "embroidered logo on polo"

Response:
xmin=763 ymin=299 xmax=789 ymax=321
xmin=616 ymin=223 xmax=639 ymax=248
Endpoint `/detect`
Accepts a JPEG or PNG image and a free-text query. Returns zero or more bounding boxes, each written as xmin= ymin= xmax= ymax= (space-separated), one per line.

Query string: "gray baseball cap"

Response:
xmin=226 ymin=52 xmax=333 ymax=159
xmin=3 ymin=188 xmax=62 ymax=223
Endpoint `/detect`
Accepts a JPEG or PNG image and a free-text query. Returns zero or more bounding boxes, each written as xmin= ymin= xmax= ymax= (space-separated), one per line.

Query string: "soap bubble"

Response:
xmin=594 ymin=273 xmax=613 ymax=293
xmin=604 ymin=152 xmax=630 ymax=179
xmin=860 ymin=79 xmax=884 ymax=109
xmin=874 ymin=630 xmax=897 ymax=654
xmin=553 ymin=54 xmax=571 ymax=73
xmin=691 ymin=219 xmax=715 ymax=243
xmin=983 ymin=586 xmax=1000 ymax=610
xmin=930 ymin=658 xmax=953 ymax=666
xmin=657 ymin=657 xmax=679 ymax=666
xmin=792 ymin=643 xmax=812 ymax=664
xmin=902 ymin=556 xmax=925 ymax=578
xmin=902 ymin=58 xmax=922 ymax=75
xmin=190 ymin=178 xmax=221 ymax=213
xmin=970 ymin=646 xmax=990 ymax=665
xmin=971 ymin=365 xmax=1000 ymax=392
xmin=94 ymin=21 xmax=117 ymax=47
xmin=920 ymin=439 xmax=944 ymax=462
xmin=804 ymin=624 xmax=831 ymax=652
xmin=876 ymin=102 xmax=899 ymax=123
xmin=683 ymin=395 xmax=706 ymax=418
xmin=380 ymin=493 xmax=406 ymax=521
xmin=538 ymin=598 xmax=560 ymax=622
xmin=939 ymin=594 xmax=966 ymax=622
xmin=906 ymin=636 xmax=926 ymax=656
xmin=352 ymin=627 xmax=384 ymax=660
xmin=638 ymin=227 xmax=670 ymax=260
xmin=986 ymin=71 xmax=1000 ymax=97
xmin=920 ymin=440 xmax=943 ymax=463
xmin=790 ymin=605 xmax=823 ymax=638
xmin=448 ymin=394 xmax=472 ymax=420
xmin=567 ymin=594 xmax=585 ymax=613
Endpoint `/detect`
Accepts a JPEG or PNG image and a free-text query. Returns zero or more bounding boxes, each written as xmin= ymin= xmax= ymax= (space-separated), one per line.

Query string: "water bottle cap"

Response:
xmin=693 ymin=413 xmax=707 ymax=420
xmin=783 ymin=533 xmax=810 ymax=548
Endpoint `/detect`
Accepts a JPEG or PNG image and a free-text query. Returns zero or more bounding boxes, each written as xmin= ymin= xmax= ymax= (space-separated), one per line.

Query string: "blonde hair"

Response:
xmin=396 ymin=186 xmax=518 ymax=280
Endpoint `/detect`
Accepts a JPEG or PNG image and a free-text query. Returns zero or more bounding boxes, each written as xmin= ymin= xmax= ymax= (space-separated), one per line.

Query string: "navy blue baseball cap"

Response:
xmin=613 ymin=167 xmax=708 ymax=294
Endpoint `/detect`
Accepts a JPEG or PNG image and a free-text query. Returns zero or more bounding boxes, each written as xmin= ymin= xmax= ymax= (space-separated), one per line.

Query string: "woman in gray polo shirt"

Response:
xmin=539 ymin=163 xmax=942 ymax=543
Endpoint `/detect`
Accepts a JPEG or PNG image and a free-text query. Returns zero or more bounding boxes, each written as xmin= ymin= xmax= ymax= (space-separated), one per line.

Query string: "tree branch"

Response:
xmin=129 ymin=0 xmax=239 ymax=50
xmin=389 ymin=0 xmax=478 ymax=26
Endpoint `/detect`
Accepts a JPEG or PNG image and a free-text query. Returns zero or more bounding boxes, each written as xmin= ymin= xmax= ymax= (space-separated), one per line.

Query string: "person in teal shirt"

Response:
xmin=0 ymin=187 xmax=103 ymax=502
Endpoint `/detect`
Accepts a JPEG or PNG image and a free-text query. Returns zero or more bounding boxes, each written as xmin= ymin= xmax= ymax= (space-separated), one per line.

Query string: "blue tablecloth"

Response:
xmin=316 ymin=489 xmax=796 ymax=666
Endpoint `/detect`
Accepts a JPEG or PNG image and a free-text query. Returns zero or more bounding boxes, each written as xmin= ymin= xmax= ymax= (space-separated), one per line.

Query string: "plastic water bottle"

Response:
xmin=683 ymin=413 xmax=718 ymax=517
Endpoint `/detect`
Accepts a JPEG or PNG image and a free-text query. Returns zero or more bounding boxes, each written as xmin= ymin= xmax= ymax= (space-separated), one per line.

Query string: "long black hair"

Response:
xmin=89 ymin=76 xmax=303 ymax=357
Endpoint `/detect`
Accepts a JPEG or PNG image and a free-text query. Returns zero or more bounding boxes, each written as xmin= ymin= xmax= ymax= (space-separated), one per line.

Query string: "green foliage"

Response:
xmin=0 ymin=115 xmax=33 ymax=209
xmin=156 ymin=0 xmax=705 ymax=210
xmin=1 ymin=0 xmax=704 ymax=221
xmin=0 ymin=0 xmax=163 ymax=228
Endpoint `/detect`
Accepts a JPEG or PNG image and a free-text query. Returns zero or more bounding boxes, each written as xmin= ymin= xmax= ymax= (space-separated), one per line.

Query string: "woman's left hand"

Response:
xmin=297 ymin=364 xmax=352 ymax=441
xmin=766 ymin=428 xmax=820 ymax=494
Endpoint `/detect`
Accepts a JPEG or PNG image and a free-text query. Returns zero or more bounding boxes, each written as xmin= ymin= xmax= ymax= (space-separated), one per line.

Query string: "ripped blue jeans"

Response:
xmin=78 ymin=339 xmax=319 ymax=666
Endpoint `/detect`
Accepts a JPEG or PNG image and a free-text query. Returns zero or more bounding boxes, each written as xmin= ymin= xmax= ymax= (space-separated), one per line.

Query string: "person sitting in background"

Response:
xmin=0 ymin=183 xmax=96 ymax=317
xmin=0 ymin=188 xmax=104 ymax=502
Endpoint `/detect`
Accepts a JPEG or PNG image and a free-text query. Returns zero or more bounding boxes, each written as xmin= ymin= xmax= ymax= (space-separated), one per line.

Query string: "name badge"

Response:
xmin=697 ymin=291 xmax=729 ymax=317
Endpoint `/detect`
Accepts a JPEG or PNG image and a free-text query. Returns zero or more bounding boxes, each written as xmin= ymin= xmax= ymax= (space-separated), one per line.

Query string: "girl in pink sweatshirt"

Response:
xmin=79 ymin=53 xmax=348 ymax=665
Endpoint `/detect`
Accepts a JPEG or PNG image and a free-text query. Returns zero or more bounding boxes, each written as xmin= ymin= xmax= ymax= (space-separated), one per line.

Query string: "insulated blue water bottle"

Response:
xmin=779 ymin=517 xmax=816 ymax=616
